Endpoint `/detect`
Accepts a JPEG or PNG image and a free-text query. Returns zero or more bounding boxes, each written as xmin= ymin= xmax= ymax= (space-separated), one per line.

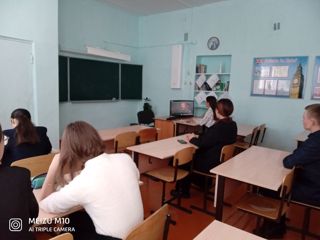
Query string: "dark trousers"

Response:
xmin=65 ymin=211 xmax=121 ymax=240
xmin=175 ymin=161 xmax=213 ymax=194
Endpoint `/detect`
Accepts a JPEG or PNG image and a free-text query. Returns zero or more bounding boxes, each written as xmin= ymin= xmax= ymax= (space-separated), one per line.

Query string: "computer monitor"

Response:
xmin=170 ymin=100 xmax=194 ymax=117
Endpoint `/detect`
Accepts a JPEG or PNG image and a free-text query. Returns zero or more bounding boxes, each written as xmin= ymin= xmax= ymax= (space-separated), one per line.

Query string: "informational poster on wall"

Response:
xmin=311 ymin=56 xmax=320 ymax=100
xmin=251 ymin=56 xmax=308 ymax=99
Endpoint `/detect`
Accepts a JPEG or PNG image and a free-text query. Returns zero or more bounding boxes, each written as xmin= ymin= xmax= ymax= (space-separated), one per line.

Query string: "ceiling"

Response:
xmin=99 ymin=0 xmax=226 ymax=16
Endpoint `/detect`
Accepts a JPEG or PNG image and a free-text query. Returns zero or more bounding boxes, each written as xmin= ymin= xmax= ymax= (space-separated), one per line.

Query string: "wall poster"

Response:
xmin=311 ymin=56 xmax=320 ymax=100
xmin=251 ymin=56 xmax=308 ymax=99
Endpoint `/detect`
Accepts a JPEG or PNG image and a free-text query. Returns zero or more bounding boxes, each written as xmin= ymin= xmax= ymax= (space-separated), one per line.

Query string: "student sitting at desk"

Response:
xmin=199 ymin=95 xmax=217 ymax=129
xmin=2 ymin=108 xmax=52 ymax=166
xmin=258 ymin=104 xmax=320 ymax=239
xmin=283 ymin=103 xmax=320 ymax=205
xmin=0 ymin=123 xmax=39 ymax=240
xmin=40 ymin=121 xmax=143 ymax=240
xmin=172 ymin=98 xmax=237 ymax=198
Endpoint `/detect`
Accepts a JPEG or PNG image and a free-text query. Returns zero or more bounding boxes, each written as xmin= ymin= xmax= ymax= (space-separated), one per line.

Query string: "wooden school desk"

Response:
xmin=174 ymin=117 xmax=202 ymax=136
xmin=98 ymin=125 xmax=150 ymax=152
xmin=210 ymin=146 xmax=291 ymax=221
xmin=127 ymin=134 xmax=196 ymax=172
xmin=194 ymin=220 xmax=266 ymax=240
xmin=98 ymin=125 xmax=150 ymax=141
xmin=155 ymin=116 xmax=256 ymax=139
xmin=237 ymin=124 xmax=256 ymax=138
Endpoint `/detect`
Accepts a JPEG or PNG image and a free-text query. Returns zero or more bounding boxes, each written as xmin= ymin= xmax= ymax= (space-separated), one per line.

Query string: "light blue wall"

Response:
xmin=0 ymin=0 xmax=59 ymax=147
xmin=139 ymin=0 xmax=320 ymax=151
xmin=59 ymin=0 xmax=142 ymax=134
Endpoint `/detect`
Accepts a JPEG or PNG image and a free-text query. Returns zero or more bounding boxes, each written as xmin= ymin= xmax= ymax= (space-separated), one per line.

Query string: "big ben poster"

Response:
xmin=311 ymin=56 xmax=320 ymax=100
xmin=251 ymin=56 xmax=308 ymax=99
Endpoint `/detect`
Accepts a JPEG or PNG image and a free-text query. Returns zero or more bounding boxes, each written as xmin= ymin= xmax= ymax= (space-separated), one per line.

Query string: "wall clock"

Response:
xmin=207 ymin=36 xmax=220 ymax=50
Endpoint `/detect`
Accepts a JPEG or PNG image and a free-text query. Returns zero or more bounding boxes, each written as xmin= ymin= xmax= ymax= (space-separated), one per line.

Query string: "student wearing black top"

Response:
xmin=0 ymin=123 xmax=39 ymax=240
xmin=2 ymin=108 xmax=52 ymax=166
xmin=172 ymin=99 xmax=237 ymax=197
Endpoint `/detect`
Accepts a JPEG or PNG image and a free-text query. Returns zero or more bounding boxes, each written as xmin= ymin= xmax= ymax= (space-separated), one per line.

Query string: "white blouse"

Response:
xmin=199 ymin=108 xmax=215 ymax=128
xmin=40 ymin=153 xmax=143 ymax=239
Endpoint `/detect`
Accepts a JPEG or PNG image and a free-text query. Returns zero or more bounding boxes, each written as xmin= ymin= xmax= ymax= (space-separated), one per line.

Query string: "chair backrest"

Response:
xmin=11 ymin=153 xmax=55 ymax=177
xmin=137 ymin=110 xmax=155 ymax=125
xmin=125 ymin=204 xmax=170 ymax=240
xmin=138 ymin=128 xmax=158 ymax=144
xmin=280 ymin=168 xmax=295 ymax=198
xmin=173 ymin=146 xmax=196 ymax=166
xmin=258 ymin=123 xmax=267 ymax=144
xmin=114 ymin=131 xmax=138 ymax=153
xmin=220 ymin=144 xmax=235 ymax=163
xmin=249 ymin=126 xmax=260 ymax=146
xmin=49 ymin=233 xmax=73 ymax=240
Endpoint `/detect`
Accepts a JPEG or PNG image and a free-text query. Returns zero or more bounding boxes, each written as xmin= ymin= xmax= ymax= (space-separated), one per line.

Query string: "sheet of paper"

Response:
xmin=194 ymin=91 xmax=207 ymax=105
xmin=206 ymin=74 xmax=219 ymax=89
xmin=196 ymin=74 xmax=206 ymax=88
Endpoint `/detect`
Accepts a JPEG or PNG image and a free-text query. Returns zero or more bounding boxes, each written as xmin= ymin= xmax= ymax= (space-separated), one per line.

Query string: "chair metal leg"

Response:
xmin=301 ymin=207 xmax=311 ymax=240
xmin=163 ymin=214 xmax=172 ymax=240
xmin=161 ymin=182 xmax=166 ymax=205
xmin=190 ymin=176 xmax=215 ymax=216
xmin=163 ymin=184 xmax=192 ymax=214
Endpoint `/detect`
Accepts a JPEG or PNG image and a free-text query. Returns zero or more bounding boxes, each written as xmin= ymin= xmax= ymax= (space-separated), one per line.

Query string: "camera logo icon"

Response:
xmin=9 ymin=218 xmax=22 ymax=232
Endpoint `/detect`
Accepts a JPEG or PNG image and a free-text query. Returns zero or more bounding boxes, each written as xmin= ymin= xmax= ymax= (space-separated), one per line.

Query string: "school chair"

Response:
xmin=49 ymin=233 xmax=73 ymax=240
xmin=258 ymin=123 xmax=267 ymax=144
xmin=138 ymin=128 xmax=158 ymax=144
xmin=124 ymin=204 xmax=171 ymax=240
xmin=190 ymin=144 xmax=236 ymax=216
xmin=10 ymin=153 xmax=55 ymax=177
xmin=143 ymin=146 xmax=196 ymax=213
xmin=114 ymin=131 xmax=138 ymax=153
xmin=234 ymin=126 xmax=260 ymax=151
xmin=235 ymin=168 xmax=295 ymax=232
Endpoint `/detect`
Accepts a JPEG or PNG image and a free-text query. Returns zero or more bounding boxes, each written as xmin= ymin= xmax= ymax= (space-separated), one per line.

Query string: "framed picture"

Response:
xmin=311 ymin=56 xmax=320 ymax=100
xmin=251 ymin=56 xmax=308 ymax=99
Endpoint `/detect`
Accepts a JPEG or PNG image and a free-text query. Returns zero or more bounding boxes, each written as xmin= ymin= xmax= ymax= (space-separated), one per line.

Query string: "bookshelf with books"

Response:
xmin=194 ymin=55 xmax=232 ymax=116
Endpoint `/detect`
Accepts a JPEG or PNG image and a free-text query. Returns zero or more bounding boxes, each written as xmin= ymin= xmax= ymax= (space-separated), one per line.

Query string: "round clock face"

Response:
xmin=207 ymin=37 xmax=220 ymax=50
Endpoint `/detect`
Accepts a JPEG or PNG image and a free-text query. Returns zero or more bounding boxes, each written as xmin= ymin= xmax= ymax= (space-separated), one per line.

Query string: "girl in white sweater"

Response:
xmin=40 ymin=121 xmax=143 ymax=240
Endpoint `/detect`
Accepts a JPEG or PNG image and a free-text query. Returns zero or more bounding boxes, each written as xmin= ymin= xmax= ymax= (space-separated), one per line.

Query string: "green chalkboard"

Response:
xmin=121 ymin=64 xmax=142 ymax=100
xmin=69 ymin=58 xmax=119 ymax=101
xmin=59 ymin=56 xmax=68 ymax=102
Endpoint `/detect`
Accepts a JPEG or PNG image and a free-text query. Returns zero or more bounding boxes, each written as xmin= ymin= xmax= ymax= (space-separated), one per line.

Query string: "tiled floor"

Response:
xmin=36 ymin=175 xmax=320 ymax=240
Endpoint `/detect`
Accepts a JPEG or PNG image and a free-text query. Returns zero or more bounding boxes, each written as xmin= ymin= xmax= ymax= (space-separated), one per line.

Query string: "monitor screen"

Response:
xmin=170 ymin=100 xmax=194 ymax=117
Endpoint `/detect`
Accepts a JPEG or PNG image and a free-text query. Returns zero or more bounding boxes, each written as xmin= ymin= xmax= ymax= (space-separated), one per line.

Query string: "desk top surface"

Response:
xmin=194 ymin=220 xmax=266 ymax=240
xmin=174 ymin=117 xmax=202 ymax=126
xmin=127 ymin=134 xmax=196 ymax=159
xmin=98 ymin=125 xmax=149 ymax=141
xmin=156 ymin=116 xmax=256 ymax=138
xmin=237 ymin=124 xmax=256 ymax=137
xmin=210 ymin=146 xmax=291 ymax=191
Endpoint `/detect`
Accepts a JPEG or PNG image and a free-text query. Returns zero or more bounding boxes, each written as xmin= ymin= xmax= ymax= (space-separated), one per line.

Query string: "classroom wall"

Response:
xmin=139 ymin=0 xmax=320 ymax=151
xmin=0 ymin=0 xmax=59 ymax=147
xmin=59 ymin=0 xmax=142 ymax=134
